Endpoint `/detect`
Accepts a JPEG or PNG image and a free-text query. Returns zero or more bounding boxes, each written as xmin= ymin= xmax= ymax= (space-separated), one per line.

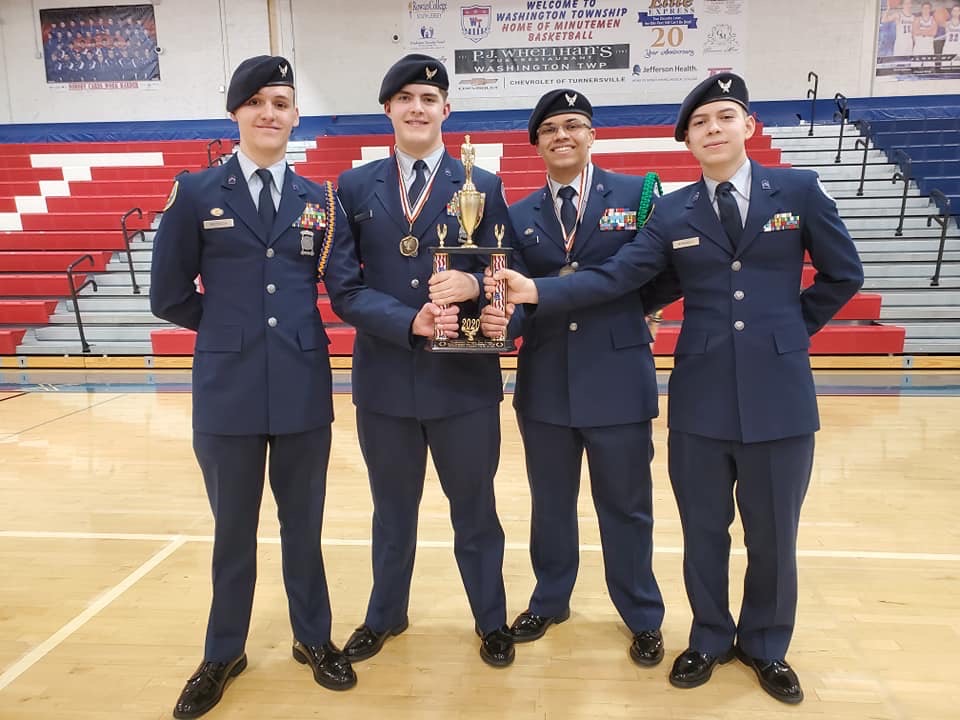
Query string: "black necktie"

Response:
xmin=716 ymin=181 xmax=742 ymax=248
xmin=408 ymin=159 xmax=428 ymax=205
xmin=256 ymin=168 xmax=275 ymax=232
xmin=558 ymin=185 xmax=578 ymax=237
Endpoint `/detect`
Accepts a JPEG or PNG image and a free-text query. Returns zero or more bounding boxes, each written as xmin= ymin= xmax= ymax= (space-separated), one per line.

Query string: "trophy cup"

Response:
xmin=453 ymin=135 xmax=485 ymax=248
xmin=428 ymin=136 xmax=515 ymax=353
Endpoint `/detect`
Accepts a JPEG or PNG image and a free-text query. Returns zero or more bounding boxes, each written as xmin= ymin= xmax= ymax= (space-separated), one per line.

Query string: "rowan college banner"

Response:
xmin=403 ymin=0 xmax=747 ymax=101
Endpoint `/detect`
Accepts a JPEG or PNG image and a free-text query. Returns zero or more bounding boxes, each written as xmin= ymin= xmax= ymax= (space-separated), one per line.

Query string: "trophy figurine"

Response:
xmin=452 ymin=135 xmax=485 ymax=247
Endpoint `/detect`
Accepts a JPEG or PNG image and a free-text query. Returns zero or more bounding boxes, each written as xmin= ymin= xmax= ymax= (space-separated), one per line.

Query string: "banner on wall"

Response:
xmin=876 ymin=0 xmax=960 ymax=80
xmin=40 ymin=4 xmax=161 ymax=90
xmin=403 ymin=0 xmax=747 ymax=101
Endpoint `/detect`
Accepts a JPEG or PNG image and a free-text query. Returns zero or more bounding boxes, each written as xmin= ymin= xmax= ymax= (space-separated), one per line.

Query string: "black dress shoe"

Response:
xmin=478 ymin=626 xmax=516 ymax=667
xmin=669 ymin=647 xmax=735 ymax=689
xmin=292 ymin=640 xmax=357 ymax=691
xmin=173 ymin=654 xmax=247 ymax=719
xmin=735 ymin=647 xmax=804 ymax=704
xmin=628 ymin=629 xmax=664 ymax=667
xmin=343 ymin=619 xmax=408 ymax=662
xmin=509 ymin=608 xmax=571 ymax=643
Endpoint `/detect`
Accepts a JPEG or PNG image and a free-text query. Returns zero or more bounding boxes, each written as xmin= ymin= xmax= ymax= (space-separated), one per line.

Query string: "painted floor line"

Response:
xmin=1 ymin=530 xmax=957 ymax=562
xmin=0 ymin=536 xmax=186 ymax=692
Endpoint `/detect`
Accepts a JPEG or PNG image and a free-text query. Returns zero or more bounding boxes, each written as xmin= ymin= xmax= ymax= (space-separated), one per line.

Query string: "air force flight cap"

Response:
xmin=674 ymin=72 xmax=749 ymax=141
xmin=527 ymin=89 xmax=593 ymax=144
xmin=378 ymin=54 xmax=449 ymax=104
xmin=226 ymin=55 xmax=294 ymax=113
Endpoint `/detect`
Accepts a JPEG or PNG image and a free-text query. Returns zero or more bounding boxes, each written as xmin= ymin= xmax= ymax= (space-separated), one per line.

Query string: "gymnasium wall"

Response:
xmin=0 ymin=0 xmax=952 ymax=126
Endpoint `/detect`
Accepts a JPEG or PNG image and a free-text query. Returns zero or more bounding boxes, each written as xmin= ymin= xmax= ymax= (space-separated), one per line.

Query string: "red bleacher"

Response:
xmin=152 ymin=324 xmax=358 ymax=356
xmin=0 ymin=131 xmax=907 ymax=358
xmin=0 ymin=140 xmax=200 ymax=352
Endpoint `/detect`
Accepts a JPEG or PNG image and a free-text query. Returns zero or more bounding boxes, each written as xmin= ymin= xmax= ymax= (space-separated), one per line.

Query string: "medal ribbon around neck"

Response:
xmin=553 ymin=167 xmax=589 ymax=258
xmin=397 ymin=152 xmax=443 ymax=230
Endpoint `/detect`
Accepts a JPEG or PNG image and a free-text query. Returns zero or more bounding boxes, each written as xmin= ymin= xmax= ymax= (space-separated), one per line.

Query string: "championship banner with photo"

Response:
xmin=876 ymin=0 xmax=960 ymax=80
xmin=40 ymin=4 xmax=161 ymax=90
xmin=403 ymin=0 xmax=747 ymax=100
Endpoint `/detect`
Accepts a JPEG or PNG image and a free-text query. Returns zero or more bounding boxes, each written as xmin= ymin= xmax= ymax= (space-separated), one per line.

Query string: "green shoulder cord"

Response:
xmin=639 ymin=171 xmax=665 ymax=325
xmin=637 ymin=171 xmax=662 ymax=228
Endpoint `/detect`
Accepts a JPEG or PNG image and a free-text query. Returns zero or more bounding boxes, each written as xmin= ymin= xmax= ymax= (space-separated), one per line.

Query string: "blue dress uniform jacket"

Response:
xmin=150 ymin=154 xmax=334 ymax=436
xmin=149 ymin=154 xmax=346 ymax=662
xmin=506 ymin=166 xmax=680 ymax=631
xmin=327 ymin=152 xmax=509 ymax=419
xmin=534 ymin=161 xmax=864 ymax=443
xmin=509 ymin=166 xmax=680 ymax=428
xmin=325 ymin=151 xmax=512 ymax=635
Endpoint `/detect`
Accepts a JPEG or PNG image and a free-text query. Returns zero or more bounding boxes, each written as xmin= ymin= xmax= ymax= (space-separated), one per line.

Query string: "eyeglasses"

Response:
xmin=537 ymin=120 xmax=593 ymax=138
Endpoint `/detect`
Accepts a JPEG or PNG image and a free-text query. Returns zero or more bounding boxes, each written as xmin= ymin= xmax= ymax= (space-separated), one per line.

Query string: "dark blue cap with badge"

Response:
xmin=674 ymin=72 xmax=749 ymax=141
xmin=528 ymin=89 xmax=593 ymax=144
xmin=378 ymin=53 xmax=449 ymax=104
xmin=226 ymin=55 xmax=295 ymax=113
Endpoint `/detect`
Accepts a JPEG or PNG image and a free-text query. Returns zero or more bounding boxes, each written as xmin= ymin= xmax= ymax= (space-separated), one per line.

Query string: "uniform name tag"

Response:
xmin=203 ymin=218 xmax=235 ymax=229
xmin=672 ymin=236 xmax=700 ymax=249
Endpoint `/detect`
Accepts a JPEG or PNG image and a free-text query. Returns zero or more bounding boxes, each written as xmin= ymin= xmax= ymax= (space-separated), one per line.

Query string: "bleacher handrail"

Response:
xmin=832 ymin=93 xmax=850 ymax=164
xmin=66 ymin=254 xmax=98 ymax=354
xmin=928 ymin=190 xmax=953 ymax=288
xmin=119 ymin=208 xmax=144 ymax=295
xmin=803 ymin=71 xmax=818 ymax=137
xmin=854 ymin=126 xmax=871 ymax=198
xmin=206 ymin=139 xmax=225 ymax=167
xmin=892 ymin=150 xmax=913 ymax=237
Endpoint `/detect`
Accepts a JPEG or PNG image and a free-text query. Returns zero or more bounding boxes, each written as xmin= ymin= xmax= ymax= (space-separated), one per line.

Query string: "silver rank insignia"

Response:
xmin=300 ymin=229 xmax=315 ymax=256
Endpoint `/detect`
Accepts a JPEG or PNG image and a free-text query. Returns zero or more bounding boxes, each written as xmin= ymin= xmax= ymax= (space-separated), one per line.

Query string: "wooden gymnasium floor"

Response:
xmin=0 ymin=370 xmax=959 ymax=720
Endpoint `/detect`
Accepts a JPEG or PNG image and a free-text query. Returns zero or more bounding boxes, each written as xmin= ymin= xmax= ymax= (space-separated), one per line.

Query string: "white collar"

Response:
xmin=236 ymin=149 xmax=286 ymax=190
xmin=704 ymin=158 xmax=752 ymax=202
xmin=547 ymin=163 xmax=593 ymax=202
xmin=395 ymin=145 xmax=445 ymax=179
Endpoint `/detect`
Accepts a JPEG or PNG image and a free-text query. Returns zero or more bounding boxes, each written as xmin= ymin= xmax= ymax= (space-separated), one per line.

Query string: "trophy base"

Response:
xmin=430 ymin=337 xmax=516 ymax=354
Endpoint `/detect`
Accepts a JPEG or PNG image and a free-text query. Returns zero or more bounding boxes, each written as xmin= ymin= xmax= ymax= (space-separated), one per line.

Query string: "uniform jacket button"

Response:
xmin=266 ymin=283 xmax=277 ymax=294
xmin=731 ymin=260 xmax=742 ymax=271
xmin=267 ymin=317 xmax=278 ymax=328
xmin=734 ymin=320 xmax=745 ymax=331
xmin=569 ymin=322 xmax=578 ymax=332
xmin=410 ymin=278 xmax=420 ymax=288
xmin=266 ymin=248 xmax=275 ymax=258
xmin=734 ymin=290 xmax=744 ymax=300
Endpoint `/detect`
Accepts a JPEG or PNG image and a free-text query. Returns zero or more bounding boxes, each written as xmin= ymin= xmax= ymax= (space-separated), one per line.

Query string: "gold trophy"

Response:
xmin=452 ymin=135 xmax=485 ymax=247
xmin=428 ymin=136 xmax=516 ymax=353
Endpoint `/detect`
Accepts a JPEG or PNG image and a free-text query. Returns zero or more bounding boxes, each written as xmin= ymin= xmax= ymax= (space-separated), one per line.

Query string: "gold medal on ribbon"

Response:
xmin=399 ymin=234 xmax=419 ymax=257
xmin=558 ymin=264 xmax=576 ymax=277
xmin=397 ymin=154 xmax=441 ymax=258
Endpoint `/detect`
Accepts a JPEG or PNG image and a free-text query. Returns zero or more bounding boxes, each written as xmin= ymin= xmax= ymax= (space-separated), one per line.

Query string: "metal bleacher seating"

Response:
xmin=869 ymin=117 xmax=960 ymax=221
xmin=767 ymin=118 xmax=960 ymax=353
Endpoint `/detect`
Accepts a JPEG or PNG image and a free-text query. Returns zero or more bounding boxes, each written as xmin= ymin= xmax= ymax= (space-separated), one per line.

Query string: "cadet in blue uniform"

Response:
xmin=322 ymin=54 xmax=515 ymax=667
xmin=150 ymin=56 xmax=356 ymax=719
xmin=492 ymin=73 xmax=863 ymax=703
xmin=479 ymin=89 xmax=679 ymax=665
